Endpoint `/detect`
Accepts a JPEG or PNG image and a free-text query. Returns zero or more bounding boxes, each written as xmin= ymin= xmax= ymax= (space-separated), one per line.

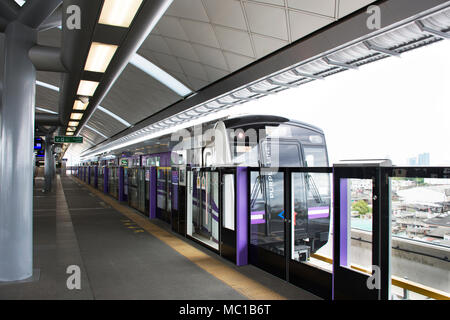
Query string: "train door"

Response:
xmin=177 ymin=166 xmax=187 ymax=236
xmin=98 ymin=166 xmax=104 ymax=191
xmin=123 ymin=167 xmax=129 ymax=202
xmin=138 ymin=168 xmax=146 ymax=213
xmin=249 ymin=139 xmax=304 ymax=280
xmin=109 ymin=167 xmax=118 ymax=199
xmin=145 ymin=168 xmax=150 ymax=216
xmin=128 ymin=168 xmax=139 ymax=210
xmin=171 ymin=168 xmax=180 ymax=233
xmin=187 ymin=169 xmax=220 ymax=251
xmin=156 ymin=167 xmax=171 ymax=224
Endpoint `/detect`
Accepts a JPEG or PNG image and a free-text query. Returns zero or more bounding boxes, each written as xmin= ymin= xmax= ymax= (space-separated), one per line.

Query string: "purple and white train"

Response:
xmin=81 ymin=114 xmax=331 ymax=262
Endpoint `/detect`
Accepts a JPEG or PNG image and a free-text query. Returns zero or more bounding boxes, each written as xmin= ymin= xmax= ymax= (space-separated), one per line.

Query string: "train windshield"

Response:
xmin=303 ymin=146 xmax=328 ymax=167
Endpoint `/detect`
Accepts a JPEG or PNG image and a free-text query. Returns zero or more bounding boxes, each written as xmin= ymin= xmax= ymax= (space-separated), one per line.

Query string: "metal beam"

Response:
xmin=363 ymin=41 xmax=401 ymax=57
xmin=0 ymin=0 xmax=20 ymax=22
xmin=29 ymin=45 xmax=67 ymax=72
xmin=415 ymin=20 xmax=450 ymax=39
xmin=18 ymin=0 xmax=62 ymax=29
xmin=35 ymin=113 xmax=61 ymax=126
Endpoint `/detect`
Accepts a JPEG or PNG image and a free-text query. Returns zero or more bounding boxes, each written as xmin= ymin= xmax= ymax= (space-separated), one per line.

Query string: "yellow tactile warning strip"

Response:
xmin=71 ymin=176 xmax=285 ymax=300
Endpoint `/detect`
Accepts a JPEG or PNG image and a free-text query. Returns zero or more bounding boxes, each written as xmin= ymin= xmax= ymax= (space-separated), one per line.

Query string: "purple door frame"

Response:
xmin=236 ymin=167 xmax=248 ymax=266
xmin=118 ymin=167 xmax=125 ymax=202
xmin=149 ymin=167 xmax=157 ymax=219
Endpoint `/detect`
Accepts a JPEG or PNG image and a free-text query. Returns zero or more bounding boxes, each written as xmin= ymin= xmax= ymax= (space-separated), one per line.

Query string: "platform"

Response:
xmin=0 ymin=175 xmax=319 ymax=300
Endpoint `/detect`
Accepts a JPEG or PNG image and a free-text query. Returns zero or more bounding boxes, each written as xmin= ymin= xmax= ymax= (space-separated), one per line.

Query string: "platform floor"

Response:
xmin=0 ymin=174 xmax=320 ymax=300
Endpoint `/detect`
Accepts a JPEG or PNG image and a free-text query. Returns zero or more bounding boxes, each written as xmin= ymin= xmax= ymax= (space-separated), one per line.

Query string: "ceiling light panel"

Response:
xmin=84 ymin=42 xmax=118 ymax=73
xmin=98 ymin=0 xmax=143 ymax=28
xmin=70 ymin=113 xmax=83 ymax=121
xmin=77 ymin=80 xmax=99 ymax=97
xmin=68 ymin=121 xmax=79 ymax=127
xmin=73 ymin=100 xmax=88 ymax=111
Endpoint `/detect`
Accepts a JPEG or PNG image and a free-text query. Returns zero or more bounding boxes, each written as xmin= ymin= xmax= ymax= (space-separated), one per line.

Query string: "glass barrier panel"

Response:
xmin=250 ymin=170 xmax=285 ymax=256
xmin=390 ymin=177 xmax=450 ymax=300
xmin=291 ymin=172 xmax=332 ymax=271
xmin=340 ymin=178 xmax=373 ymax=273
xmin=222 ymin=174 xmax=235 ymax=231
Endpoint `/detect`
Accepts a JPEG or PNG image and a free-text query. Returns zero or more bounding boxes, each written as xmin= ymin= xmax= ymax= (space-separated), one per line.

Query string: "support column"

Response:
xmin=0 ymin=21 xmax=37 ymax=281
xmin=44 ymin=134 xmax=54 ymax=193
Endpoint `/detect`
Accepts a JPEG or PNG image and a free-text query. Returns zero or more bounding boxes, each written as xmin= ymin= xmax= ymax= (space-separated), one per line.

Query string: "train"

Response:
xmin=79 ymin=114 xmax=331 ymax=262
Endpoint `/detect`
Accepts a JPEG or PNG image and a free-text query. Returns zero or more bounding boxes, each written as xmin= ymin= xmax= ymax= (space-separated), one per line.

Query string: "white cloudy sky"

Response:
xmin=227 ymin=40 xmax=450 ymax=166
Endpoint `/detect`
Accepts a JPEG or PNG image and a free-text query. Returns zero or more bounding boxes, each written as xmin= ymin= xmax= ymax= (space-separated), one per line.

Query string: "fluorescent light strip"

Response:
xmin=97 ymin=106 xmax=131 ymax=127
xmin=77 ymin=80 xmax=99 ymax=96
xmin=36 ymin=81 xmax=59 ymax=92
xmin=36 ymin=107 xmax=58 ymax=114
xmin=99 ymin=0 xmax=143 ymax=28
xmin=130 ymin=54 xmax=192 ymax=97
xmin=84 ymin=42 xmax=118 ymax=73
xmin=73 ymin=100 xmax=88 ymax=111
xmin=71 ymin=113 xmax=83 ymax=121
xmin=84 ymin=125 xmax=108 ymax=139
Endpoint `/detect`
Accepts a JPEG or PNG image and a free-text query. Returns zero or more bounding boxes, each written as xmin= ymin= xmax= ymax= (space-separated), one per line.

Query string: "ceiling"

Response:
xmin=58 ymin=0 xmax=377 ymax=155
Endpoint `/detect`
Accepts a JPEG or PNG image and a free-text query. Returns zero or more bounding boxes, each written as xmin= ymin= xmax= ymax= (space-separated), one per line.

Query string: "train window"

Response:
xmin=304 ymin=147 xmax=328 ymax=167
xmin=261 ymin=140 xmax=302 ymax=168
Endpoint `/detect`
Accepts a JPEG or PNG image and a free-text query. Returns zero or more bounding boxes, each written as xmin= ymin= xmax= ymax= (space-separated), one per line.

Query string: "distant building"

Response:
xmin=408 ymin=153 xmax=430 ymax=166
xmin=408 ymin=157 xmax=417 ymax=166
xmin=418 ymin=153 xmax=430 ymax=166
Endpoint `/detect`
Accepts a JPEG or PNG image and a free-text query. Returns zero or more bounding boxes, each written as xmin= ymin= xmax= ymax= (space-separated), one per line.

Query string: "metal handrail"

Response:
xmin=310 ymin=253 xmax=450 ymax=300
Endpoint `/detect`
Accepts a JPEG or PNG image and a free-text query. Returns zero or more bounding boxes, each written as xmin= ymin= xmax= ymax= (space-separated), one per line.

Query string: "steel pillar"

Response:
xmin=44 ymin=135 xmax=55 ymax=193
xmin=0 ymin=21 xmax=37 ymax=281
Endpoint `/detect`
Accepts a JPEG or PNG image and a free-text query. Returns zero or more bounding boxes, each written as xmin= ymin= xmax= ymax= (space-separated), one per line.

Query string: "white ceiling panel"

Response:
xmin=192 ymin=44 xmax=229 ymax=70
xmin=164 ymin=37 xmax=201 ymax=61
xmin=203 ymin=0 xmax=248 ymax=30
xmin=252 ymin=34 xmax=288 ymax=58
xmin=178 ymin=19 xmax=221 ymax=48
xmin=166 ymin=0 xmax=210 ymax=22
xmin=338 ymin=0 xmax=378 ymax=19
xmin=213 ymin=25 xmax=255 ymax=57
xmin=287 ymin=0 xmax=337 ymax=18
xmin=244 ymin=1 xmax=289 ymax=40
xmin=156 ymin=16 xmax=190 ymax=41
xmin=289 ymin=10 xmax=334 ymax=40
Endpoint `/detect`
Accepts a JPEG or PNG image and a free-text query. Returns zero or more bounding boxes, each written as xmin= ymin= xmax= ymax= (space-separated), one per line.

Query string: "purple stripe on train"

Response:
xmin=251 ymin=211 xmax=266 ymax=225
xmin=308 ymin=206 xmax=330 ymax=219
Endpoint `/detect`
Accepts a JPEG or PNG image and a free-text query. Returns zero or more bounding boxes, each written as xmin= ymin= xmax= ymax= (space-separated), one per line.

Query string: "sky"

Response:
xmin=226 ymin=39 xmax=450 ymax=166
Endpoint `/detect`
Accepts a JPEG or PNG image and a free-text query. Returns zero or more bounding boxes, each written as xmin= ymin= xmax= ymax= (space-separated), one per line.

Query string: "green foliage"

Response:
xmin=352 ymin=200 xmax=370 ymax=216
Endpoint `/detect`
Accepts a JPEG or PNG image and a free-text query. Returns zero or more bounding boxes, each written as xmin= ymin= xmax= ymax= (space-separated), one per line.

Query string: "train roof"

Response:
xmin=224 ymin=114 xmax=324 ymax=134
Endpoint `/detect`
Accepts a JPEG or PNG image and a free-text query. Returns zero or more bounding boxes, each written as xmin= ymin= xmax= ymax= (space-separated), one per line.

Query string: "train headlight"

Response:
xmin=309 ymin=135 xmax=323 ymax=144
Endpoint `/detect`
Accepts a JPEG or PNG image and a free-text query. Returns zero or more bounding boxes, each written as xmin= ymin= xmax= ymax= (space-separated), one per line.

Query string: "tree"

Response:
xmin=352 ymin=200 xmax=370 ymax=216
